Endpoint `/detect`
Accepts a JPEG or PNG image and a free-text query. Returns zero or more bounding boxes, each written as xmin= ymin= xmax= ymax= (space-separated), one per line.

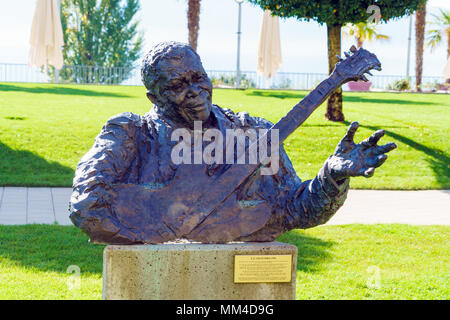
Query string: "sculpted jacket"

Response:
xmin=70 ymin=105 xmax=349 ymax=244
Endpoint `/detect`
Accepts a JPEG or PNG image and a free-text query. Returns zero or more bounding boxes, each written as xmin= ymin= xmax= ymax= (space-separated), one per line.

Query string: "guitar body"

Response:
xmin=111 ymin=163 xmax=272 ymax=243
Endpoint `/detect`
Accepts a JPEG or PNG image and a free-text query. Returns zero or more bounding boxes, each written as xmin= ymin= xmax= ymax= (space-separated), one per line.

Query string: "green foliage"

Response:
xmin=248 ymin=0 xmax=427 ymax=26
xmin=60 ymin=0 xmax=143 ymax=83
xmin=387 ymin=79 xmax=411 ymax=91
xmin=426 ymin=9 xmax=450 ymax=50
xmin=210 ymin=74 xmax=256 ymax=89
xmin=343 ymin=22 xmax=389 ymax=47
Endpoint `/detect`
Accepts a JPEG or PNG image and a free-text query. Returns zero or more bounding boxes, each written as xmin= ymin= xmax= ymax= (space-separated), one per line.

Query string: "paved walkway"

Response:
xmin=0 ymin=187 xmax=448 ymax=226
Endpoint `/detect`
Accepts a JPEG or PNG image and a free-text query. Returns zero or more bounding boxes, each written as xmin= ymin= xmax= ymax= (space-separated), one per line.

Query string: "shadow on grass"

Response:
xmin=342 ymin=95 xmax=438 ymax=105
xmin=277 ymin=230 xmax=334 ymax=273
xmin=344 ymin=121 xmax=450 ymax=188
xmin=0 ymin=225 xmax=104 ymax=275
xmin=0 ymin=83 xmax=130 ymax=98
xmin=0 ymin=141 xmax=74 ymax=186
xmin=246 ymin=90 xmax=438 ymax=105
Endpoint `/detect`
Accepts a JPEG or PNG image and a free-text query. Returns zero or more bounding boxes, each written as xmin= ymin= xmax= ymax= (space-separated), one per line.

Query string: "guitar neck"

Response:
xmin=192 ymin=72 xmax=345 ymax=219
xmin=272 ymin=72 xmax=345 ymax=143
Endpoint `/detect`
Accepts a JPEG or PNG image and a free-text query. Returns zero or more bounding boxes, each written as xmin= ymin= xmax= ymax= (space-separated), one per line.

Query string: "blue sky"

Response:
xmin=0 ymin=0 xmax=449 ymax=76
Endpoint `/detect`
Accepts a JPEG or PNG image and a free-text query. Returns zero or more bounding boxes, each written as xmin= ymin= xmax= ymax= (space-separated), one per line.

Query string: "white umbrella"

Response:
xmin=29 ymin=0 xmax=64 ymax=71
xmin=443 ymin=56 xmax=450 ymax=81
xmin=257 ymin=10 xmax=282 ymax=79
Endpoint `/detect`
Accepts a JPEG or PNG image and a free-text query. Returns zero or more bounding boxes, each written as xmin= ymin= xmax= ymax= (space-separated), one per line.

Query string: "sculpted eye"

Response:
xmin=193 ymin=73 xmax=205 ymax=82
xmin=170 ymin=81 xmax=183 ymax=90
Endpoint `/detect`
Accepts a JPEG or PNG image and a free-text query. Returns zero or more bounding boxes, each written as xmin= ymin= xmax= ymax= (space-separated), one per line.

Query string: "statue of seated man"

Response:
xmin=69 ymin=41 xmax=396 ymax=244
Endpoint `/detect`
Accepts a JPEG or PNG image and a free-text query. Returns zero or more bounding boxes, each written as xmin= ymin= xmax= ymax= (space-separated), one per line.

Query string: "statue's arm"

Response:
xmin=69 ymin=112 xmax=140 ymax=241
xmin=287 ymin=162 xmax=350 ymax=229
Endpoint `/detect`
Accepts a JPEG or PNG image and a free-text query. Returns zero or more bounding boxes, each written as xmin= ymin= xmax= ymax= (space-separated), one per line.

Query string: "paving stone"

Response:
xmin=27 ymin=188 xmax=55 ymax=224
xmin=52 ymin=188 xmax=73 ymax=225
xmin=0 ymin=187 xmax=27 ymax=224
xmin=328 ymin=190 xmax=450 ymax=225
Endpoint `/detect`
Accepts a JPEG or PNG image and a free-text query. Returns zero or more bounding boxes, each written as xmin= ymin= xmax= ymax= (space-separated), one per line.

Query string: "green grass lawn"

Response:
xmin=0 ymin=224 xmax=448 ymax=299
xmin=0 ymin=82 xmax=448 ymax=189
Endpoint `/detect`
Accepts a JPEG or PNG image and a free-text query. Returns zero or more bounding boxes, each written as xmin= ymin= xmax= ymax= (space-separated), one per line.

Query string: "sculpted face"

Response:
xmin=151 ymin=49 xmax=213 ymax=126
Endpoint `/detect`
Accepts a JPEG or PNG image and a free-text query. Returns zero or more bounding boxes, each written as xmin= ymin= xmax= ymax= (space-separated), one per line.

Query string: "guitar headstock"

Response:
xmin=333 ymin=46 xmax=382 ymax=83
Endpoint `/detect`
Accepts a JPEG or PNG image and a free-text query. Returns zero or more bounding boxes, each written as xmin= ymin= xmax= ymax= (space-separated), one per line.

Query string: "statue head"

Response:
xmin=141 ymin=42 xmax=213 ymax=127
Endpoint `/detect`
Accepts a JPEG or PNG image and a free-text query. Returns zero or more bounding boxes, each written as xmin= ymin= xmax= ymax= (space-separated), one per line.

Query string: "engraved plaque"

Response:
xmin=234 ymin=255 xmax=292 ymax=283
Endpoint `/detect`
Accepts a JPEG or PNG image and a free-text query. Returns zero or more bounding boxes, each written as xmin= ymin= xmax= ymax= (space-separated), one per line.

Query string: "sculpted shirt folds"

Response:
xmin=70 ymin=104 xmax=349 ymax=244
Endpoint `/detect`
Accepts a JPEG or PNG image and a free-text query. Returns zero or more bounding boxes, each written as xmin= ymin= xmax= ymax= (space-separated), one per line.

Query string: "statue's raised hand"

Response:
xmin=326 ymin=122 xmax=397 ymax=182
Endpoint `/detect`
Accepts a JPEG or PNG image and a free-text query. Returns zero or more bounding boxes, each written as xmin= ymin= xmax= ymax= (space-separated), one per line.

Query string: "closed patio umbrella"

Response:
xmin=257 ymin=10 xmax=282 ymax=79
xmin=29 ymin=0 xmax=64 ymax=71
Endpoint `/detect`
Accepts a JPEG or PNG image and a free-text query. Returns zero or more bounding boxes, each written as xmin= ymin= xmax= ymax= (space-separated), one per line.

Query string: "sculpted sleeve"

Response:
xmin=69 ymin=112 xmax=141 ymax=243
xmin=286 ymin=159 xmax=350 ymax=229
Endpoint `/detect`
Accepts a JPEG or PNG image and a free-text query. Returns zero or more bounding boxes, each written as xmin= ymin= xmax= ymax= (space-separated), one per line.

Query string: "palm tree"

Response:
xmin=343 ymin=22 xmax=389 ymax=48
xmin=187 ymin=0 xmax=201 ymax=51
xmin=343 ymin=22 xmax=389 ymax=91
xmin=427 ymin=9 xmax=450 ymax=58
xmin=415 ymin=3 xmax=427 ymax=92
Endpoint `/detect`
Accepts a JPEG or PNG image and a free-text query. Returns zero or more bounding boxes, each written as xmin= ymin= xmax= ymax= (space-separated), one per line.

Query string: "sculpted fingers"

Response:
xmin=367 ymin=154 xmax=388 ymax=168
xmin=358 ymin=167 xmax=375 ymax=178
xmin=335 ymin=122 xmax=359 ymax=154
xmin=361 ymin=129 xmax=385 ymax=148
xmin=358 ymin=166 xmax=375 ymax=178
xmin=363 ymin=167 xmax=375 ymax=177
xmin=342 ymin=121 xmax=359 ymax=142
xmin=359 ymin=154 xmax=388 ymax=178
xmin=374 ymin=142 xmax=397 ymax=155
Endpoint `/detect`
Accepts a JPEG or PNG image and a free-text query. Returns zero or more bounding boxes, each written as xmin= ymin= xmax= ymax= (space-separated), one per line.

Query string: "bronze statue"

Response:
xmin=69 ymin=42 xmax=396 ymax=244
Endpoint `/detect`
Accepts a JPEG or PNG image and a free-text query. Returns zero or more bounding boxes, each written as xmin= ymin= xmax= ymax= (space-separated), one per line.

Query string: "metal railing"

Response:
xmin=207 ymin=70 xmax=445 ymax=91
xmin=0 ymin=62 xmax=445 ymax=91
xmin=0 ymin=63 xmax=138 ymax=85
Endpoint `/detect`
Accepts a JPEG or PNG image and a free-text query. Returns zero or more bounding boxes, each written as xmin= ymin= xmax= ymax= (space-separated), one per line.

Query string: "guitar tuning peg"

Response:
xmin=336 ymin=55 xmax=343 ymax=61
xmin=344 ymin=52 xmax=350 ymax=58
xmin=349 ymin=45 xmax=357 ymax=53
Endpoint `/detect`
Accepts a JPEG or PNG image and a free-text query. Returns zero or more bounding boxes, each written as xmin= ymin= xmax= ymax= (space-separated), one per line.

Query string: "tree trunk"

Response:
xmin=447 ymin=29 xmax=450 ymax=84
xmin=447 ymin=28 xmax=450 ymax=59
xmin=357 ymin=36 xmax=363 ymax=49
xmin=325 ymin=24 xmax=344 ymax=122
xmin=187 ymin=0 xmax=201 ymax=51
xmin=415 ymin=3 xmax=426 ymax=92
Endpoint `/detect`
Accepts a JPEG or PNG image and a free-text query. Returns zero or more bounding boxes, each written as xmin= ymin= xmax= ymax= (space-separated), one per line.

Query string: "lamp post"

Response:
xmin=235 ymin=0 xmax=244 ymax=89
xmin=406 ymin=14 xmax=413 ymax=82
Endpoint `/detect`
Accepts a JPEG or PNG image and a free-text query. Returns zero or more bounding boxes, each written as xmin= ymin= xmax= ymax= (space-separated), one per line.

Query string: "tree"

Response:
xmin=248 ymin=0 xmax=427 ymax=121
xmin=426 ymin=9 xmax=450 ymax=58
xmin=60 ymin=0 xmax=143 ymax=83
xmin=415 ymin=2 xmax=427 ymax=92
xmin=343 ymin=22 xmax=389 ymax=48
xmin=187 ymin=0 xmax=201 ymax=51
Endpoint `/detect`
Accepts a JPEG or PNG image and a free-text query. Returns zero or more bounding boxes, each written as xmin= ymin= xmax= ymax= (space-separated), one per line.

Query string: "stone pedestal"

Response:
xmin=103 ymin=241 xmax=297 ymax=300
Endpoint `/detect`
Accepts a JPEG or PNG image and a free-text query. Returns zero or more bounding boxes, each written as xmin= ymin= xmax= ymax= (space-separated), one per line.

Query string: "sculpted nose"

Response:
xmin=186 ymin=83 xmax=201 ymax=98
